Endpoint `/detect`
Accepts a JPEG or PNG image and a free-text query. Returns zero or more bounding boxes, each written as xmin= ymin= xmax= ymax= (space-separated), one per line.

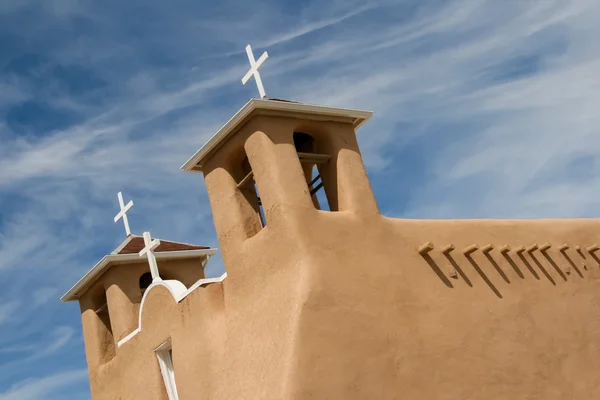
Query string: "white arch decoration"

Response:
xmin=118 ymin=273 xmax=228 ymax=347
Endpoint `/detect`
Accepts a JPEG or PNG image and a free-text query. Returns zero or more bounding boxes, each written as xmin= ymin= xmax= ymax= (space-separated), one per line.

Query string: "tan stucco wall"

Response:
xmin=79 ymin=114 xmax=600 ymax=399
xmin=78 ymin=257 xmax=206 ymax=397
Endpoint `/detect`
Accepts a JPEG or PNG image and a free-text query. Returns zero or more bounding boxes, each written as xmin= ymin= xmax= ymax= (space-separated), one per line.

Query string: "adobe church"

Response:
xmin=62 ymin=46 xmax=600 ymax=399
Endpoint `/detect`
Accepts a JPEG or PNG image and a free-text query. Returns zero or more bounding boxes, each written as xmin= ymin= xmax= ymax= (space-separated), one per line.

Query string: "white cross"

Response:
xmin=241 ymin=44 xmax=269 ymax=98
xmin=114 ymin=192 xmax=134 ymax=236
xmin=139 ymin=231 xmax=162 ymax=281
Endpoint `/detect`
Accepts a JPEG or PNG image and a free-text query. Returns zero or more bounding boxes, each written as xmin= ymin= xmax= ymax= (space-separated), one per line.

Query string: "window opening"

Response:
xmin=95 ymin=293 xmax=112 ymax=335
xmin=139 ymin=272 xmax=153 ymax=296
xmin=236 ymin=156 xmax=266 ymax=227
xmin=156 ymin=340 xmax=179 ymax=400
xmin=293 ymin=132 xmax=333 ymax=211
xmin=254 ymin=183 xmax=267 ymax=227
xmin=139 ymin=272 xmax=175 ymax=296
xmin=294 ymin=131 xmax=314 ymax=153
xmin=92 ymin=290 xmax=115 ymax=360
xmin=310 ymin=166 xmax=331 ymax=211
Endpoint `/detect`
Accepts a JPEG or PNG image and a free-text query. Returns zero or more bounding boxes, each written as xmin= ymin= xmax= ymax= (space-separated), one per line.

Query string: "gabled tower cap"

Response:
xmin=180 ymin=98 xmax=372 ymax=173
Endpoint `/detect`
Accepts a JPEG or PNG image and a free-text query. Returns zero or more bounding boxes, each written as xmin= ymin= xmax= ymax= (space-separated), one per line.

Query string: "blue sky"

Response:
xmin=1 ymin=0 xmax=600 ymax=398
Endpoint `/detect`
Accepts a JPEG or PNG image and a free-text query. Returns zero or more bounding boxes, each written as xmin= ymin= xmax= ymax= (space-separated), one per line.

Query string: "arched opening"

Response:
xmin=139 ymin=271 xmax=180 ymax=296
xmin=294 ymin=132 xmax=315 ymax=153
xmin=139 ymin=272 xmax=153 ymax=296
xmin=91 ymin=289 xmax=115 ymax=360
xmin=233 ymin=154 xmax=266 ymax=232
xmin=294 ymin=132 xmax=335 ymax=211
xmin=95 ymin=292 xmax=112 ymax=334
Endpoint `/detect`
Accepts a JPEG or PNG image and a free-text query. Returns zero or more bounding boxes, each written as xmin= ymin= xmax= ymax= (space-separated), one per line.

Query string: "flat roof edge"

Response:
xmin=180 ymin=98 xmax=373 ymax=173
xmin=60 ymin=248 xmax=218 ymax=302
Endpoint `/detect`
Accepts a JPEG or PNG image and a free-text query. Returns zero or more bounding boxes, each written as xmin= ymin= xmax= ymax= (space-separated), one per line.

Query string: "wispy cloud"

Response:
xmin=0 ymin=369 xmax=88 ymax=400
xmin=32 ymin=327 xmax=75 ymax=361
xmin=0 ymin=302 xmax=19 ymax=325
xmin=0 ymin=326 xmax=73 ymax=358
xmin=32 ymin=288 xmax=58 ymax=307
xmin=260 ymin=2 xmax=382 ymax=48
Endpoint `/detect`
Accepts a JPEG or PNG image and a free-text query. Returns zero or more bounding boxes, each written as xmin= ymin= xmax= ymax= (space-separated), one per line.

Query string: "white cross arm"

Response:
xmin=139 ymin=231 xmax=162 ymax=281
xmin=241 ymin=44 xmax=269 ymax=98
xmin=242 ymin=51 xmax=269 ymax=84
xmin=114 ymin=192 xmax=134 ymax=236
xmin=139 ymin=239 xmax=161 ymax=257
xmin=113 ymin=200 xmax=134 ymax=222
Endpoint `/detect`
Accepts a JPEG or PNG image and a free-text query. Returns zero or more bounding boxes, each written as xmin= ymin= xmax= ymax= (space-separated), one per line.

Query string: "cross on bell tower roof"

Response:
xmin=114 ymin=191 xmax=134 ymax=236
xmin=139 ymin=231 xmax=162 ymax=282
xmin=241 ymin=44 xmax=269 ymax=98
xmin=60 ymin=234 xmax=216 ymax=302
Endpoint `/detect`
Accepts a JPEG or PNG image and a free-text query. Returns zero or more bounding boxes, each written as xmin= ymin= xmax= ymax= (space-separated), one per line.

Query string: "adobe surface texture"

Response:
xmin=76 ymin=106 xmax=600 ymax=400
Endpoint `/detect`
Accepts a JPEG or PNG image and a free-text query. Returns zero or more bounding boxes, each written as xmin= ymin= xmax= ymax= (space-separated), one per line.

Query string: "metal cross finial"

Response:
xmin=241 ymin=44 xmax=269 ymax=98
xmin=139 ymin=231 xmax=162 ymax=282
xmin=114 ymin=192 xmax=134 ymax=236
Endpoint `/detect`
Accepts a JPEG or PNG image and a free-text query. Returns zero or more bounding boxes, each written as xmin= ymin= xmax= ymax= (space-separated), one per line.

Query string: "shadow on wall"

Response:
xmin=418 ymin=243 xmax=600 ymax=299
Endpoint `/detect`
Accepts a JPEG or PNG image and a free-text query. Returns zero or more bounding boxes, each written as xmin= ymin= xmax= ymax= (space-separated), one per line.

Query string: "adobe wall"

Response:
xmin=83 ymin=114 xmax=600 ymax=399
xmin=85 ymin=229 xmax=311 ymax=399
xmin=286 ymin=215 xmax=600 ymax=399
xmin=87 ymin=216 xmax=600 ymax=399
xmin=78 ymin=257 xmax=207 ymax=399
xmin=201 ymin=113 xmax=600 ymax=399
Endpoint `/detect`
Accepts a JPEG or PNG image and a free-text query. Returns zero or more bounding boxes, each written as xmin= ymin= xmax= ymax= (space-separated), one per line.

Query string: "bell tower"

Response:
xmin=181 ymin=98 xmax=378 ymax=271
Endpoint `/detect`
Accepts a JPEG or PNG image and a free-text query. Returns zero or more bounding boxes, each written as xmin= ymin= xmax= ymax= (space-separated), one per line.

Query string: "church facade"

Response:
xmin=63 ymin=98 xmax=600 ymax=399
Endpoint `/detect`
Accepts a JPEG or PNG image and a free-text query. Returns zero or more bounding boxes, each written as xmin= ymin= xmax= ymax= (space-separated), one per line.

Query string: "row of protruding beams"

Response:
xmin=418 ymin=242 xmax=600 ymax=256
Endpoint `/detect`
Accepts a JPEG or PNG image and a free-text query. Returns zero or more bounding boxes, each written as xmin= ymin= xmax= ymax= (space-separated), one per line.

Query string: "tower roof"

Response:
xmin=180 ymin=98 xmax=373 ymax=173
xmin=113 ymin=234 xmax=210 ymax=254
xmin=60 ymin=235 xmax=217 ymax=302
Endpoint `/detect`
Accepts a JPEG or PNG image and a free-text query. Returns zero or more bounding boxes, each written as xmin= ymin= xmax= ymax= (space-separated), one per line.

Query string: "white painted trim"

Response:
xmin=119 ymin=327 xmax=140 ymax=345
xmin=61 ymin=248 xmax=218 ymax=302
xmin=180 ymin=273 xmax=225 ymax=298
xmin=155 ymin=339 xmax=179 ymax=400
xmin=114 ymin=192 xmax=134 ymax=237
xmin=180 ymin=98 xmax=373 ymax=173
xmin=139 ymin=232 xmax=161 ymax=281
xmin=136 ymin=279 xmax=187 ymax=332
xmin=117 ymin=272 xmax=227 ymax=347
xmin=94 ymin=303 xmax=108 ymax=314
xmin=111 ymin=235 xmax=136 ymax=255
xmin=242 ymin=44 xmax=269 ymax=99
xmin=117 ymin=279 xmax=187 ymax=347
